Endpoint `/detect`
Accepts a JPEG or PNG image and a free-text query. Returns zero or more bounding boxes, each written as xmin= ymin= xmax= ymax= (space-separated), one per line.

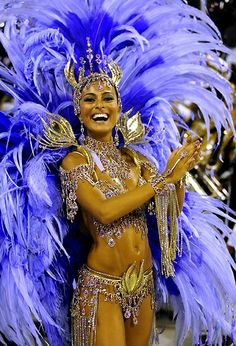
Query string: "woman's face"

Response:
xmin=79 ymin=81 xmax=120 ymax=141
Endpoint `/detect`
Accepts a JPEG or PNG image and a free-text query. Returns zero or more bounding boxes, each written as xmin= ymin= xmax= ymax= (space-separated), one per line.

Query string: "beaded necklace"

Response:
xmin=84 ymin=136 xmax=131 ymax=183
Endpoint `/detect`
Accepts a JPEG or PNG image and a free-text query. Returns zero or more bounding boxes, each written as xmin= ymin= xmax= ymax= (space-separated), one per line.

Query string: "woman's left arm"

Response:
xmin=175 ymin=181 xmax=185 ymax=214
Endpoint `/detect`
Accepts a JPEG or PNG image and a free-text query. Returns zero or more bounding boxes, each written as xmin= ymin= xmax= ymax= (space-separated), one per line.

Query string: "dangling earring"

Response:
xmin=117 ymin=95 xmax=122 ymax=114
xmin=114 ymin=125 xmax=119 ymax=147
xmin=79 ymin=118 xmax=85 ymax=144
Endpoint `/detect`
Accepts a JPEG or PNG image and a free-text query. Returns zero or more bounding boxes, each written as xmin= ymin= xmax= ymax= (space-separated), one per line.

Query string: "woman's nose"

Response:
xmin=94 ymin=99 xmax=104 ymax=109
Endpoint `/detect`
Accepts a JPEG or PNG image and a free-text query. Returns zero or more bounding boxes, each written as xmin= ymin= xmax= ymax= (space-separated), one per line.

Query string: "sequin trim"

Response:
xmin=60 ymin=163 xmax=95 ymax=222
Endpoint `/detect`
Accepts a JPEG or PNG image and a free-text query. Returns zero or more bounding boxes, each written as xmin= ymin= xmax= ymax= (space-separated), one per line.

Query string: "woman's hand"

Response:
xmin=164 ymin=135 xmax=202 ymax=184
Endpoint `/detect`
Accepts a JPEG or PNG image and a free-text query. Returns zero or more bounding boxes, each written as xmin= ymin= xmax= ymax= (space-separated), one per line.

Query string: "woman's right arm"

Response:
xmin=61 ymin=139 xmax=198 ymax=225
xmin=62 ymin=152 xmax=157 ymax=225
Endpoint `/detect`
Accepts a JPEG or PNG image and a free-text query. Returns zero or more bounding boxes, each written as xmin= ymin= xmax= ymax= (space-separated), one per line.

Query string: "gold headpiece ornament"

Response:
xmin=64 ymin=37 xmax=122 ymax=115
xmin=37 ymin=113 xmax=78 ymax=149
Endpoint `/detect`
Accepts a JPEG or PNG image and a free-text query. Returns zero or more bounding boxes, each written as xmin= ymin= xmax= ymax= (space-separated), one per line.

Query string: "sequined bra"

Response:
xmin=60 ymin=145 xmax=148 ymax=247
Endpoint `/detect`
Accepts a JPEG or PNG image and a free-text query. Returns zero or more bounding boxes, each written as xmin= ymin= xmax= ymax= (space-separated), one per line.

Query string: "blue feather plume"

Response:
xmin=0 ymin=1 xmax=235 ymax=345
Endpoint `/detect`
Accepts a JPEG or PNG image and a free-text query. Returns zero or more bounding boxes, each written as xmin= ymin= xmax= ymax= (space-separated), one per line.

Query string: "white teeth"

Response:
xmin=92 ymin=113 xmax=109 ymax=121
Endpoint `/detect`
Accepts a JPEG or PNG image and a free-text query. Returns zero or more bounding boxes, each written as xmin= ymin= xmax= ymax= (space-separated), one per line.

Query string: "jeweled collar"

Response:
xmin=84 ymin=136 xmax=130 ymax=181
xmin=84 ymin=136 xmax=117 ymax=154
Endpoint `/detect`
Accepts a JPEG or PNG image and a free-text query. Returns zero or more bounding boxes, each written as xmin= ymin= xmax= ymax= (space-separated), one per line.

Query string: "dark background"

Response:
xmin=189 ymin=0 xmax=236 ymax=48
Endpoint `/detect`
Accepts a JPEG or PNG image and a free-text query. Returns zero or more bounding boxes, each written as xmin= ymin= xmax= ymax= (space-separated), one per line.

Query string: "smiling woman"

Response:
xmin=60 ymin=52 xmax=200 ymax=345
xmin=1 ymin=1 xmax=236 ymax=346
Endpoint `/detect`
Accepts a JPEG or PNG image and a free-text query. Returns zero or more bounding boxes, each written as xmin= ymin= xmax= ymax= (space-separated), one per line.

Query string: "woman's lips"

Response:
xmin=92 ymin=113 xmax=109 ymax=122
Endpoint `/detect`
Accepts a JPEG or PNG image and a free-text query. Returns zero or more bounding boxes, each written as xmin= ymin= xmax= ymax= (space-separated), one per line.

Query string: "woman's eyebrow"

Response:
xmin=83 ymin=92 xmax=96 ymax=97
xmin=102 ymin=91 xmax=114 ymax=95
xmin=83 ymin=91 xmax=114 ymax=97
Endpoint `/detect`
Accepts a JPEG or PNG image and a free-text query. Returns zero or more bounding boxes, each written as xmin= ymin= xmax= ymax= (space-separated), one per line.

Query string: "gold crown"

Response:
xmin=64 ymin=59 xmax=122 ymax=90
xmin=64 ymin=38 xmax=122 ymax=115
xmin=64 ymin=37 xmax=122 ymax=89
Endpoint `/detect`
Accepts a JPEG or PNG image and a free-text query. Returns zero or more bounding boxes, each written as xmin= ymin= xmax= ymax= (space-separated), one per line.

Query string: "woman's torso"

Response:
xmin=76 ymin=147 xmax=153 ymax=276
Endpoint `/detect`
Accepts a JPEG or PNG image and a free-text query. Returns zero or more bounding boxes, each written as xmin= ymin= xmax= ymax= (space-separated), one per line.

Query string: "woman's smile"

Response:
xmin=91 ymin=113 xmax=109 ymax=122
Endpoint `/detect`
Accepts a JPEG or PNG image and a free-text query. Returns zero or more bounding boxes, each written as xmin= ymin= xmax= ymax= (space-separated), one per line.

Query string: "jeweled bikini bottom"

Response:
xmin=71 ymin=261 xmax=156 ymax=346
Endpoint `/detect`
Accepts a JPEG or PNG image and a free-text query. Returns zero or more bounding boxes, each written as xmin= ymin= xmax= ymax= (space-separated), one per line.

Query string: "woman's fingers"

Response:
xmin=186 ymin=152 xmax=202 ymax=170
xmin=165 ymin=136 xmax=203 ymax=182
xmin=182 ymin=136 xmax=202 ymax=152
xmin=176 ymin=150 xmax=200 ymax=172
xmin=167 ymin=137 xmax=202 ymax=175
xmin=183 ymin=132 xmax=193 ymax=144
xmin=179 ymin=137 xmax=201 ymax=155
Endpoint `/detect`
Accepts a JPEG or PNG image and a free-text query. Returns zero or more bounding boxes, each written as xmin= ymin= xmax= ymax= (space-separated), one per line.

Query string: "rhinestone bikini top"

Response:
xmin=60 ymin=143 xmax=148 ymax=247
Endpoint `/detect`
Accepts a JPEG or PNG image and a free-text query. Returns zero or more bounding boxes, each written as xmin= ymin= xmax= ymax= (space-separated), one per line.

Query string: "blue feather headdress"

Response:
xmin=0 ymin=1 xmax=235 ymax=345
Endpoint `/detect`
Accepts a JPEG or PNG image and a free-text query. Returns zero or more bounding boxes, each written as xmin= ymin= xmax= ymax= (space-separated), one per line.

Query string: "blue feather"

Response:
xmin=0 ymin=1 xmax=235 ymax=345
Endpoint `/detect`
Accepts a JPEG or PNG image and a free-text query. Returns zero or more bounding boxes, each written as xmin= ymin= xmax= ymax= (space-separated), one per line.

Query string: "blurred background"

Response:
xmin=187 ymin=0 xmax=236 ymax=211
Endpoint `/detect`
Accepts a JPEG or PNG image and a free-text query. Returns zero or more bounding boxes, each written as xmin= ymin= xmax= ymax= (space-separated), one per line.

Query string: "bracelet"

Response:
xmin=141 ymin=160 xmax=171 ymax=194
xmin=141 ymin=160 xmax=168 ymax=194
xmin=149 ymin=174 xmax=167 ymax=194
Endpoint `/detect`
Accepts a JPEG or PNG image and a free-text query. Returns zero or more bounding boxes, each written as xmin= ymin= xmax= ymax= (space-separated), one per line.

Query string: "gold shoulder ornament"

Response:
xmin=117 ymin=109 xmax=146 ymax=146
xmin=37 ymin=112 xmax=78 ymax=149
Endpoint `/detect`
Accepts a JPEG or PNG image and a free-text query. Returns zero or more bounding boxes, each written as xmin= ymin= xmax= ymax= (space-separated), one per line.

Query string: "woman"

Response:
xmin=1 ymin=2 xmax=235 ymax=346
xmin=60 ymin=75 xmax=201 ymax=345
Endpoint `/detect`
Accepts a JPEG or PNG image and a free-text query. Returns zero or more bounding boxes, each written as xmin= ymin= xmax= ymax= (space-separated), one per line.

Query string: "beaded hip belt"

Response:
xmin=72 ymin=260 xmax=155 ymax=323
xmin=71 ymin=261 xmax=156 ymax=345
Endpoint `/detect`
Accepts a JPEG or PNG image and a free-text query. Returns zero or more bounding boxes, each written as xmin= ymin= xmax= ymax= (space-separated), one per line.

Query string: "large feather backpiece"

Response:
xmin=0 ymin=1 xmax=235 ymax=345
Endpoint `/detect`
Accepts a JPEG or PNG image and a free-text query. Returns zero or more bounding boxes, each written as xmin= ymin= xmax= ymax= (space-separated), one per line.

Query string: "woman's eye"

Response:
xmin=104 ymin=96 xmax=114 ymax=101
xmin=84 ymin=97 xmax=95 ymax=102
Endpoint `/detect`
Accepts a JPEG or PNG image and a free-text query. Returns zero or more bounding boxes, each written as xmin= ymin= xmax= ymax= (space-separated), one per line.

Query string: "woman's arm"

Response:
xmin=77 ymin=179 xmax=155 ymax=225
xmin=141 ymin=156 xmax=185 ymax=215
xmin=62 ymin=152 xmax=158 ymax=225
xmin=175 ymin=182 xmax=185 ymax=213
xmin=62 ymin=138 xmax=199 ymax=224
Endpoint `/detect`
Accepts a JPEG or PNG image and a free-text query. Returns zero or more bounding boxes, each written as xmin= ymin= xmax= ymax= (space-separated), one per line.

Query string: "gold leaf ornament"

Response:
xmin=117 ymin=109 xmax=146 ymax=146
xmin=107 ymin=61 xmax=123 ymax=86
xmin=64 ymin=61 xmax=79 ymax=88
xmin=37 ymin=113 xmax=78 ymax=149
xmin=122 ymin=261 xmax=144 ymax=294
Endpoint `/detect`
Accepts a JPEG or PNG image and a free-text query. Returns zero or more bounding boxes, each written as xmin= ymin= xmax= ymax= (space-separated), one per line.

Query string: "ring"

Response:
xmin=180 ymin=150 xmax=188 ymax=159
xmin=183 ymin=132 xmax=190 ymax=138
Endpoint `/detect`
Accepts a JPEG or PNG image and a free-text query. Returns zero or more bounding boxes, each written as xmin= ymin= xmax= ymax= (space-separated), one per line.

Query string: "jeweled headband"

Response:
xmin=64 ymin=37 xmax=122 ymax=115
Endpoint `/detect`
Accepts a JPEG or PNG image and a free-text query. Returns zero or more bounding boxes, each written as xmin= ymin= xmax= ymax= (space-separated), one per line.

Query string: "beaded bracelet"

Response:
xmin=149 ymin=173 xmax=167 ymax=194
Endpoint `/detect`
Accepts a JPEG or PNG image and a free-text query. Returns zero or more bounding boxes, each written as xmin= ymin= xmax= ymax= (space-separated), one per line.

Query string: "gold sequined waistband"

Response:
xmin=84 ymin=260 xmax=153 ymax=292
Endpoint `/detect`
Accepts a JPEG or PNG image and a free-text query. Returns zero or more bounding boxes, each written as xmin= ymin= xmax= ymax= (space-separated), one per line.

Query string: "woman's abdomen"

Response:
xmin=87 ymin=226 xmax=152 ymax=276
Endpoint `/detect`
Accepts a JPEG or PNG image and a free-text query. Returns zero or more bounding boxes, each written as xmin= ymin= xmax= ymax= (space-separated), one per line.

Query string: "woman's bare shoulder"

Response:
xmin=61 ymin=150 xmax=88 ymax=170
